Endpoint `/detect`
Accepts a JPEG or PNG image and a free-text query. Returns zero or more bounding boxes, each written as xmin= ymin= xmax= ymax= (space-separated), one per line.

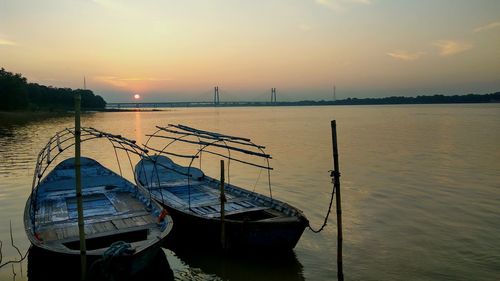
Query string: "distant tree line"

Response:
xmin=330 ymin=92 xmax=500 ymax=105
xmin=0 ymin=68 xmax=106 ymax=111
xmin=263 ymin=92 xmax=500 ymax=106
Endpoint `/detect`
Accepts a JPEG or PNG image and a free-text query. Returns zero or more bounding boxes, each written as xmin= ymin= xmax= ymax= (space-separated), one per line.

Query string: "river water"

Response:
xmin=0 ymin=104 xmax=499 ymax=280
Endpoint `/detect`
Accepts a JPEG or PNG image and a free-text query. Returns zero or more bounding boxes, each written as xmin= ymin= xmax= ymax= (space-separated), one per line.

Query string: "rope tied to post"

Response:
xmin=308 ymin=120 xmax=344 ymax=280
xmin=308 ymin=170 xmax=339 ymax=233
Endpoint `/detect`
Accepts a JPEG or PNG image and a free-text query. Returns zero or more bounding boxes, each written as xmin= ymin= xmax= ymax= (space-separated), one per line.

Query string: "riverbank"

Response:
xmin=106 ymin=92 xmax=500 ymax=109
xmin=0 ymin=108 xmax=164 ymax=120
xmin=0 ymin=110 xmax=71 ymax=121
xmin=103 ymin=108 xmax=165 ymax=112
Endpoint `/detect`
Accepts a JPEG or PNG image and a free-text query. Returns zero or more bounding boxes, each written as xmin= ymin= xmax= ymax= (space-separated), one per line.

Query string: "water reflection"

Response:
xmin=0 ymin=126 xmax=15 ymax=138
xmin=0 ymin=112 xmax=72 ymax=128
xmin=28 ymin=247 xmax=174 ymax=281
xmin=170 ymin=245 xmax=305 ymax=281
xmin=134 ymin=111 xmax=143 ymax=147
xmin=1 ymin=105 xmax=498 ymax=281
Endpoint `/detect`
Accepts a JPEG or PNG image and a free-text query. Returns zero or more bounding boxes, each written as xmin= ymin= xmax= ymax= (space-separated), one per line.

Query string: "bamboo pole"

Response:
xmin=75 ymin=92 xmax=87 ymax=280
xmin=220 ymin=160 xmax=226 ymax=249
xmin=331 ymin=120 xmax=343 ymax=281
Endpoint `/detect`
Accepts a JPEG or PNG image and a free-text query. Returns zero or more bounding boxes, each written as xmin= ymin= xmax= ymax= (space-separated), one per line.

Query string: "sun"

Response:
xmin=133 ymin=94 xmax=141 ymax=100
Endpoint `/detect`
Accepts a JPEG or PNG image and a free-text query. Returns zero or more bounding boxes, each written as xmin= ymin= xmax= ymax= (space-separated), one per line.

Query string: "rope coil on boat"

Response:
xmin=103 ymin=241 xmax=135 ymax=257
xmin=89 ymin=241 xmax=135 ymax=280
xmin=308 ymin=170 xmax=338 ymax=233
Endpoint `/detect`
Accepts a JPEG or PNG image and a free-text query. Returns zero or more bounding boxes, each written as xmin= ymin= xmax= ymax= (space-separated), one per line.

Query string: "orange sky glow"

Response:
xmin=0 ymin=0 xmax=499 ymax=102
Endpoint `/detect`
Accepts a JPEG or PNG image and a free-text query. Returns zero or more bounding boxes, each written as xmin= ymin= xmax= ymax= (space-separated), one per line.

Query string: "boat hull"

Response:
xmin=28 ymin=244 xmax=174 ymax=281
xmin=162 ymin=203 xmax=308 ymax=251
xmin=24 ymin=157 xmax=173 ymax=274
xmin=135 ymin=155 xmax=309 ymax=251
xmin=24 ymin=195 xmax=168 ymax=276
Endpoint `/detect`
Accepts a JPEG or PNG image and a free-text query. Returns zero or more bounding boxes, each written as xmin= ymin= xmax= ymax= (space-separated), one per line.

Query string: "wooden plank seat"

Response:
xmin=36 ymin=187 xmax=147 ymax=222
xmin=156 ymin=183 xmax=241 ymax=205
xmin=35 ymin=187 xmax=156 ymax=243
xmin=191 ymin=202 xmax=270 ymax=217
xmin=37 ymin=212 xmax=157 ymax=242
xmin=190 ymin=197 xmax=254 ymax=209
xmin=204 ymin=206 xmax=271 ymax=218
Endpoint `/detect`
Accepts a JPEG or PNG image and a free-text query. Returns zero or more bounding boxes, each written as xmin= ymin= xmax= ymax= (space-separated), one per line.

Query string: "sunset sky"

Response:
xmin=1 ymin=0 xmax=499 ymax=102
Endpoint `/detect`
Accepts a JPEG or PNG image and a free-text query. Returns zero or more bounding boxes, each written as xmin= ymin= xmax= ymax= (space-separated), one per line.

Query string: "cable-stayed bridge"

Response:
xmin=106 ymin=86 xmax=307 ymax=109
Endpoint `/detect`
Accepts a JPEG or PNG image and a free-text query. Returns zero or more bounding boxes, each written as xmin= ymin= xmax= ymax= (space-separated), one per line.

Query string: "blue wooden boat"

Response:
xmin=135 ymin=124 xmax=308 ymax=250
xmin=28 ymin=242 xmax=174 ymax=281
xmin=24 ymin=127 xmax=173 ymax=274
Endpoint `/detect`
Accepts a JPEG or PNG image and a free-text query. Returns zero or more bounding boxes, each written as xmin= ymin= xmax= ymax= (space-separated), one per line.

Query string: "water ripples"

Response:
xmin=1 ymin=105 xmax=499 ymax=280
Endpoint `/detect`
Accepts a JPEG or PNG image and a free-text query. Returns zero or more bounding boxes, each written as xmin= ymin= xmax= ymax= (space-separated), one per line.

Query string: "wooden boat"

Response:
xmin=28 ymin=244 xmax=174 ymax=281
xmin=135 ymin=124 xmax=308 ymax=250
xmin=24 ymin=127 xmax=173 ymax=274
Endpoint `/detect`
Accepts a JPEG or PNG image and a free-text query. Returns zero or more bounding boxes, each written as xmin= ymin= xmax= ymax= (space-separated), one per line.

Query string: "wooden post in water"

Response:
xmin=220 ymin=160 xmax=226 ymax=249
xmin=75 ymin=92 xmax=87 ymax=280
xmin=331 ymin=120 xmax=343 ymax=281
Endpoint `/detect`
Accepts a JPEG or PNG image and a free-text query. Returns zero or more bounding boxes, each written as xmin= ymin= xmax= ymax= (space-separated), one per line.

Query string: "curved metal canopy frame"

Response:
xmin=29 ymin=127 xmax=151 ymax=231
xmin=141 ymin=124 xmax=274 ymax=209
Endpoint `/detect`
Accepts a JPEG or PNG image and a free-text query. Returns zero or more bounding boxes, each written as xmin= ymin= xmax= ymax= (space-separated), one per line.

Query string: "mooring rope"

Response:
xmin=103 ymin=241 xmax=134 ymax=257
xmin=89 ymin=241 xmax=135 ymax=280
xmin=308 ymin=170 xmax=337 ymax=233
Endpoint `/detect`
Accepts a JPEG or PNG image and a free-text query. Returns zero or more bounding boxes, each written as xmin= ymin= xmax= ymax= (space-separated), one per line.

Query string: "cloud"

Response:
xmin=474 ymin=21 xmax=500 ymax=33
xmin=90 ymin=0 xmax=130 ymax=14
xmin=118 ymin=77 xmax=171 ymax=82
xmin=95 ymin=76 xmax=172 ymax=88
xmin=387 ymin=50 xmax=426 ymax=61
xmin=316 ymin=0 xmax=342 ymax=11
xmin=315 ymin=0 xmax=371 ymax=11
xmin=434 ymin=40 xmax=472 ymax=56
xmin=95 ymin=76 xmax=128 ymax=88
xmin=0 ymin=38 xmax=16 ymax=46
xmin=90 ymin=0 xmax=115 ymax=8
xmin=349 ymin=0 xmax=371 ymax=3
xmin=298 ymin=24 xmax=312 ymax=31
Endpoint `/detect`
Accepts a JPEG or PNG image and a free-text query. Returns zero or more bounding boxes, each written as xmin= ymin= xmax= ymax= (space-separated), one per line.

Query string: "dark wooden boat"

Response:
xmin=135 ymin=124 xmax=308 ymax=250
xmin=28 ymin=245 xmax=174 ymax=281
xmin=24 ymin=127 xmax=173 ymax=273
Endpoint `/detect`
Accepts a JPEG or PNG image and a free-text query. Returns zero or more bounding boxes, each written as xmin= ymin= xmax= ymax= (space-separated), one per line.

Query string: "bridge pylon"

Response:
xmin=214 ymin=86 xmax=220 ymax=106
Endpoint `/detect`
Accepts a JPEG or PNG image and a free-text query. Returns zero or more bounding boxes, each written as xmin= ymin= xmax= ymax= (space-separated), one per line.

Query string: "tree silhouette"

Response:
xmin=0 ymin=68 xmax=106 ymax=111
xmin=0 ymin=68 xmax=29 ymax=110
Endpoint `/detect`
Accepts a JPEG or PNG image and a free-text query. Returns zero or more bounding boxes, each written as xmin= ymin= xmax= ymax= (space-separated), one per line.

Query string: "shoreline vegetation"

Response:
xmin=263 ymin=92 xmax=500 ymax=106
xmin=0 ymin=110 xmax=72 ymax=125
xmin=1 ymin=67 xmax=498 ymax=114
xmin=292 ymin=92 xmax=500 ymax=106
xmin=108 ymin=91 xmax=499 ymax=109
xmin=0 ymin=68 xmax=105 ymax=111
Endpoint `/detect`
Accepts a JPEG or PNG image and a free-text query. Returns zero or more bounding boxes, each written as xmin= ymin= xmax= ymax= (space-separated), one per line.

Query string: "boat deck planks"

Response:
xmin=25 ymin=135 xmax=172 ymax=267
xmin=35 ymin=184 xmax=155 ymax=242
xmin=148 ymin=181 xmax=273 ymax=217
xmin=134 ymin=129 xmax=308 ymax=249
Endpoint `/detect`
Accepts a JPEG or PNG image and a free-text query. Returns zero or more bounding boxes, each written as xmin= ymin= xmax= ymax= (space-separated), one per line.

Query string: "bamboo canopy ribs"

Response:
xmin=24 ymin=126 xmax=173 ymax=275
xmin=135 ymin=124 xmax=309 ymax=250
xmin=22 ymin=120 xmax=342 ymax=277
